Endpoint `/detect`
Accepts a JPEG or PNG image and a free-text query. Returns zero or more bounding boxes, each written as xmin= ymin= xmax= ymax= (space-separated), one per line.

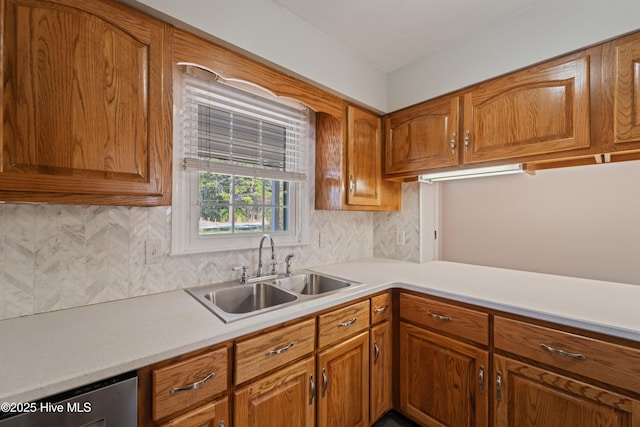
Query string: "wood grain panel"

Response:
xmin=614 ymin=35 xmax=640 ymax=145
xmin=318 ymin=300 xmax=370 ymax=349
xmin=494 ymin=316 xmax=640 ymax=393
xmin=370 ymin=321 xmax=392 ymax=423
xmin=399 ymin=322 xmax=488 ymax=427
xmin=152 ymin=347 xmax=228 ymax=421
xmin=347 ymin=105 xmax=382 ymax=206
xmin=159 ymin=397 xmax=228 ymax=427
xmin=317 ymin=331 xmax=369 ymax=427
xmin=173 ymin=29 xmax=343 ymax=118
xmin=315 ymin=111 xmax=346 ymax=210
xmin=235 ymin=318 xmax=315 ymax=385
xmin=234 ymin=357 xmax=315 ymax=427
xmin=463 ymin=55 xmax=590 ymax=163
xmin=399 ymin=292 xmax=489 ymax=345
xmin=494 ymin=355 xmax=639 ymax=427
xmin=1 ymin=0 xmax=172 ymax=205
xmin=384 ymin=96 xmax=460 ymax=177
xmin=370 ymin=292 xmax=391 ymax=325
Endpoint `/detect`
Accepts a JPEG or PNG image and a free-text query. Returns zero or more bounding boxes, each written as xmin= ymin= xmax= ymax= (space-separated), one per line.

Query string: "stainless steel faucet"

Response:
xmin=257 ymin=234 xmax=277 ymax=277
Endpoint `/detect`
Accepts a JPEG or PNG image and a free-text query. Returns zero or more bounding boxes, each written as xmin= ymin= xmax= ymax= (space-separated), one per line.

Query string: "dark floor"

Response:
xmin=372 ymin=410 xmax=420 ymax=427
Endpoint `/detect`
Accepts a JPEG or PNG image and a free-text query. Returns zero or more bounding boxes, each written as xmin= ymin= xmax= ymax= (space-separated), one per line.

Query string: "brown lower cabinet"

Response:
xmin=234 ymin=357 xmax=315 ymax=427
xmin=493 ymin=355 xmax=640 ymax=427
xmin=399 ymin=322 xmax=489 ymax=427
xmin=317 ymin=331 xmax=370 ymax=427
xmin=139 ymin=291 xmax=640 ymax=427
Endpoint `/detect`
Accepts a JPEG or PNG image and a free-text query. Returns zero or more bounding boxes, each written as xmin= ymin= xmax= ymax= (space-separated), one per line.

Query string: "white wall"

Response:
xmin=440 ymin=161 xmax=640 ymax=285
xmin=123 ymin=0 xmax=388 ymax=113
xmin=387 ymin=0 xmax=640 ymax=111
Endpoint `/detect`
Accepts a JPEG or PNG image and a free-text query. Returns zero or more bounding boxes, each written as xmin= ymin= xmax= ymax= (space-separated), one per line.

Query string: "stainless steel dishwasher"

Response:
xmin=0 ymin=371 xmax=137 ymax=427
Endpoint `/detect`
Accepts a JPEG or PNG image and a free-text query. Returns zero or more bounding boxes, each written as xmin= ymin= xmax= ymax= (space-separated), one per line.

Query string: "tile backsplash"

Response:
xmin=0 ymin=182 xmax=421 ymax=320
xmin=0 ymin=202 xmax=375 ymax=320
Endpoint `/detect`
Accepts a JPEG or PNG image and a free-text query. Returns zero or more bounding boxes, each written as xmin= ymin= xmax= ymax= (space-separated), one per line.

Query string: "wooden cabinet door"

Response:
xmin=463 ymin=55 xmax=590 ymax=164
xmin=614 ymin=35 xmax=640 ymax=148
xmin=494 ymin=355 xmax=640 ymax=427
xmin=399 ymin=322 xmax=488 ymax=427
xmin=370 ymin=321 xmax=392 ymax=423
xmin=317 ymin=331 xmax=369 ymax=427
xmin=384 ymin=96 xmax=460 ymax=176
xmin=347 ymin=106 xmax=382 ymax=206
xmin=1 ymin=0 xmax=171 ymax=205
xmin=160 ymin=398 xmax=228 ymax=427
xmin=234 ymin=357 xmax=315 ymax=427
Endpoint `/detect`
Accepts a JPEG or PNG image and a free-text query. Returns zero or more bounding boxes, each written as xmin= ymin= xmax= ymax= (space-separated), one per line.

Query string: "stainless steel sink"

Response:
xmin=275 ymin=272 xmax=356 ymax=295
xmin=188 ymin=282 xmax=298 ymax=323
xmin=187 ymin=271 xmax=363 ymax=323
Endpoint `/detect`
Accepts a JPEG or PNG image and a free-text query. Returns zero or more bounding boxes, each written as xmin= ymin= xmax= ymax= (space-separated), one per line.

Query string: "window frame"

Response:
xmin=171 ymin=65 xmax=310 ymax=255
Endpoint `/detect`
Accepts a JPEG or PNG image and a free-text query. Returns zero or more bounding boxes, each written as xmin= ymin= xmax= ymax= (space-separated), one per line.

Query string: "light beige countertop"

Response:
xmin=1 ymin=259 xmax=639 ymax=404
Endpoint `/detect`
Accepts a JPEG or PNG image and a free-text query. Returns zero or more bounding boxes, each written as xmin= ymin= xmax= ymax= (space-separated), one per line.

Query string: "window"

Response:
xmin=172 ymin=65 xmax=311 ymax=253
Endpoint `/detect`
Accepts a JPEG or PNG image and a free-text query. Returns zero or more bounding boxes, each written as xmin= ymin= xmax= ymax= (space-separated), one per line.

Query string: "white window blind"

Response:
xmin=181 ymin=65 xmax=308 ymax=181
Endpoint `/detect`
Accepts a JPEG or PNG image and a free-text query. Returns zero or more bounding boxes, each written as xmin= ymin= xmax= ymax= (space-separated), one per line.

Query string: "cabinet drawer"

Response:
xmin=370 ymin=292 xmax=391 ymax=324
xmin=494 ymin=316 xmax=640 ymax=393
xmin=318 ymin=300 xmax=370 ymax=348
xmin=159 ymin=397 xmax=228 ymax=427
xmin=399 ymin=292 xmax=489 ymax=345
xmin=152 ymin=347 xmax=228 ymax=421
xmin=235 ymin=318 xmax=315 ymax=385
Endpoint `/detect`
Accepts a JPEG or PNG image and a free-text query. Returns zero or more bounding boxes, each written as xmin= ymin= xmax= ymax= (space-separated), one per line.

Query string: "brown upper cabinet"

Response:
xmin=316 ymin=106 xmax=401 ymax=211
xmin=1 ymin=0 xmax=172 ymax=205
xmin=384 ymin=52 xmax=593 ymax=179
xmin=611 ymin=32 xmax=640 ymax=151
xmin=384 ymin=96 xmax=460 ymax=175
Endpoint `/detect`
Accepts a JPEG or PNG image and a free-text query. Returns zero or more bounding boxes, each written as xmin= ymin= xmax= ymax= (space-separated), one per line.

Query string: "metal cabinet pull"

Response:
xmin=219 ymin=421 xmax=225 ymax=427
xmin=374 ymin=340 xmax=380 ymax=364
xmin=170 ymin=372 xmax=215 ymax=394
xmin=373 ymin=305 xmax=388 ymax=313
xmin=338 ymin=318 xmax=357 ymax=327
xmin=450 ymin=132 xmax=457 ymax=154
xmin=321 ymin=368 xmax=328 ymax=396
xmin=539 ymin=343 xmax=586 ymax=360
xmin=478 ymin=365 xmax=485 ymax=394
xmin=496 ymin=371 xmax=503 ymax=401
xmin=464 ymin=129 xmax=470 ymax=152
xmin=265 ymin=341 xmax=294 ymax=357
xmin=427 ymin=311 xmax=453 ymax=322
xmin=309 ymin=375 xmax=316 ymax=404
xmin=349 ymin=175 xmax=355 ymax=193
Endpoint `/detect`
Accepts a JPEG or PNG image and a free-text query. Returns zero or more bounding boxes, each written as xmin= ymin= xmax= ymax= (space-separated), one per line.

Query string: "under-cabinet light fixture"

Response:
xmin=418 ymin=164 xmax=524 ymax=183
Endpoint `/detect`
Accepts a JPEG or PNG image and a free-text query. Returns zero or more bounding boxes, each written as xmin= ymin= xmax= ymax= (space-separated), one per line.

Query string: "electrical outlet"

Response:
xmin=145 ymin=239 xmax=162 ymax=264
xmin=318 ymin=231 xmax=326 ymax=248
xmin=395 ymin=231 xmax=405 ymax=246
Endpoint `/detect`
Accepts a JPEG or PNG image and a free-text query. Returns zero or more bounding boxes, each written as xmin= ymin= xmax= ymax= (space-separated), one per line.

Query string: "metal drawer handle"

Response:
xmin=170 ymin=372 xmax=215 ymax=394
xmin=427 ymin=311 xmax=453 ymax=322
xmin=338 ymin=318 xmax=357 ymax=327
xmin=374 ymin=340 xmax=381 ymax=364
xmin=539 ymin=343 xmax=586 ymax=360
xmin=321 ymin=368 xmax=328 ymax=396
xmin=265 ymin=341 xmax=295 ymax=357
xmin=496 ymin=371 xmax=503 ymax=401
xmin=309 ymin=375 xmax=316 ymax=404
xmin=464 ymin=129 xmax=470 ymax=152
xmin=373 ymin=305 xmax=389 ymax=313
xmin=478 ymin=365 xmax=485 ymax=394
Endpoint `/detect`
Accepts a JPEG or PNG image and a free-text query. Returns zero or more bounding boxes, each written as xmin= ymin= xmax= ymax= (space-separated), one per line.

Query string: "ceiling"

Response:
xmin=272 ymin=0 xmax=548 ymax=73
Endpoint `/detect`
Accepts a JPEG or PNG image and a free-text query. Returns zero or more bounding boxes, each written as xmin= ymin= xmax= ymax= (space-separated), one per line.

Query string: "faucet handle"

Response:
xmin=284 ymin=253 xmax=295 ymax=276
xmin=270 ymin=260 xmax=278 ymax=276
xmin=232 ymin=266 xmax=248 ymax=284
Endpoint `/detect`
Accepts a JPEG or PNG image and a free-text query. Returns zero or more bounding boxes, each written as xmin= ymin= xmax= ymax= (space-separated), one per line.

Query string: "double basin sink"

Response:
xmin=187 ymin=272 xmax=363 ymax=323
